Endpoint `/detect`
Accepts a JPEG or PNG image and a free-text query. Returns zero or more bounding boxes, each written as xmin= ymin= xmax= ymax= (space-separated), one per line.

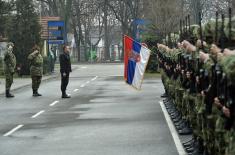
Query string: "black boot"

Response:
xmin=62 ymin=92 xmax=71 ymax=98
xmin=33 ymin=90 xmax=42 ymax=97
xmin=36 ymin=90 xmax=42 ymax=96
xmin=161 ymin=93 xmax=168 ymax=98
xmin=6 ymin=90 xmax=14 ymax=98
xmin=33 ymin=90 xmax=38 ymax=97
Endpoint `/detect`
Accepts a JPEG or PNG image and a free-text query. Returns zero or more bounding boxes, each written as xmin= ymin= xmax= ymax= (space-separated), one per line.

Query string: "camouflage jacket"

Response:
xmin=28 ymin=52 xmax=43 ymax=76
xmin=3 ymin=49 xmax=16 ymax=74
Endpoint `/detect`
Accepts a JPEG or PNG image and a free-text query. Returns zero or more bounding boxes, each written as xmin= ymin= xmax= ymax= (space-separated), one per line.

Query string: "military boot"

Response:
xmin=33 ymin=90 xmax=42 ymax=97
xmin=36 ymin=90 xmax=42 ymax=96
xmin=62 ymin=92 xmax=71 ymax=98
xmin=6 ymin=90 xmax=14 ymax=98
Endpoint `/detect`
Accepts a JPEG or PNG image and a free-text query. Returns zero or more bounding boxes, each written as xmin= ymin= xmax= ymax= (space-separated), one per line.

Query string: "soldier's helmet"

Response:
xmin=7 ymin=42 xmax=14 ymax=48
xmin=203 ymin=19 xmax=217 ymax=44
xmin=221 ymin=55 xmax=235 ymax=85
xmin=224 ymin=16 xmax=235 ymax=47
xmin=189 ymin=24 xmax=200 ymax=44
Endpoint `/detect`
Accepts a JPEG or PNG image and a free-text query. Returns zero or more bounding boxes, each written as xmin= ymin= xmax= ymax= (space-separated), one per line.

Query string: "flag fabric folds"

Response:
xmin=124 ymin=35 xmax=151 ymax=90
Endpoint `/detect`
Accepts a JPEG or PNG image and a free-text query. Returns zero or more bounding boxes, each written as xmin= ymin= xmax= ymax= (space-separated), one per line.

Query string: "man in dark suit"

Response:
xmin=60 ymin=45 xmax=72 ymax=98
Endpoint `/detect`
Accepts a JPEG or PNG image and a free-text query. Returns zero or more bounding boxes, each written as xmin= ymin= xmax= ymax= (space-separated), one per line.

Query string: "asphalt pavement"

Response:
xmin=0 ymin=63 xmax=179 ymax=155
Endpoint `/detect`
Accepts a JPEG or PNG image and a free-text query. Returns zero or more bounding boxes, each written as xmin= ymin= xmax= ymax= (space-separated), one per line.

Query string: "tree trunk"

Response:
xmin=232 ymin=0 xmax=235 ymax=15
xmin=191 ymin=0 xmax=202 ymax=24
xmin=104 ymin=0 xmax=110 ymax=61
xmin=73 ymin=24 xmax=80 ymax=61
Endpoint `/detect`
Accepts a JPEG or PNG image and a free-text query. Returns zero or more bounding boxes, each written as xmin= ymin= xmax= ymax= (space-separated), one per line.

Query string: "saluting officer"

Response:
xmin=28 ymin=45 xmax=43 ymax=97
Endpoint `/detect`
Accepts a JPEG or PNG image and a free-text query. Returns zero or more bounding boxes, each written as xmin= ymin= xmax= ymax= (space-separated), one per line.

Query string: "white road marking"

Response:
xmin=31 ymin=110 xmax=45 ymax=118
xmin=86 ymin=81 xmax=90 ymax=84
xmin=73 ymin=89 xmax=79 ymax=92
xmin=81 ymin=66 xmax=87 ymax=69
xmin=50 ymin=101 xmax=59 ymax=107
xmin=80 ymin=84 xmax=85 ymax=88
xmin=159 ymin=101 xmax=187 ymax=155
xmin=91 ymin=76 xmax=98 ymax=81
xmin=3 ymin=125 xmax=24 ymax=137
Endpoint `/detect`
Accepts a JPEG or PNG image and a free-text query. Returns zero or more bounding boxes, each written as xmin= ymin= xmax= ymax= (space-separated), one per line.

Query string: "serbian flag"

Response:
xmin=124 ymin=35 xmax=151 ymax=90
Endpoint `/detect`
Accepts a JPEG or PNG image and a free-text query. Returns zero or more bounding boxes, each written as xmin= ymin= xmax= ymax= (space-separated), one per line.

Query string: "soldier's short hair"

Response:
xmin=32 ymin=45 xmax=40 ymax=51
xmin=63 ymin=45 xmax=69 ymax=51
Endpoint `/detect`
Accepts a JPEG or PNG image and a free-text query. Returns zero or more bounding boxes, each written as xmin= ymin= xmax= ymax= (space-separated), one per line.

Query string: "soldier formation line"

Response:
xmin=157 ymin=8 xmax=235 ymax=155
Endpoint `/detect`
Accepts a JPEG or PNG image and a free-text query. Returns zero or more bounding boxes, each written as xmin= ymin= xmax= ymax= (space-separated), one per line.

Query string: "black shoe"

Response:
xmin=188 ymin=147 xmax=203 ymax=155
xmin=6 ymin=90 xmax=14 ymax=98
xmin=161 ymin=93 xmax=168 ymax=98
xmin=36 ymin=92 xmax=42 ymax=96
xmin=186 ymin=147 xmax=195 ymax=153
xmin=32 ymin=90 xmax=42 ymax=97
xmin=6 ymin=93 xmax=14 ymax=98
xmin=33 ymin=93 xmax=42 ymax=97
xmin=33 ymin=93 xmax=38 ymax=97
xmin=62 ymin=94 xmax=71 ymax=98
xmin=178 ymin=127 xmax=192 ymax=135
xmin=183 ymin=139 xmax=194 ymax=146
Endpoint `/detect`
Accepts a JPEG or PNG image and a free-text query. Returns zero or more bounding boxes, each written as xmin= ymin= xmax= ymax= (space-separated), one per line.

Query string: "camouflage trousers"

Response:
xmin=168 ymin=80 xmax=175 ymax=100
xmin=205 ymin=105 xmax=221 ymax=155
xmin=187 ymin=94 xmax=197 ymax=134
xmin=194 ymin=94 xmax=208 ymax=148
xmin=31 ymin=76 xmax=42 ymax=91
xmin=182 ymin=92 xmax=189 ymax=120
xmin=175 ymin=87 xmax=184 ymax=111
xmin=5 ymin=73 xmax=14 ymax=90
xmin=214 ymin=115 xmax=227 ymax=155
xmin=225 ymin=130 xmax=235 ymax=155
xmin=160 ymin=70 xmax=167 ymax=91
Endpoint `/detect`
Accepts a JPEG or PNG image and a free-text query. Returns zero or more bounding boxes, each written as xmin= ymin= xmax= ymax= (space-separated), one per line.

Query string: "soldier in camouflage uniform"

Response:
xmin=4 ymin=42 xmax=16 ymax=98
xmin=28 ymin=45 xmax=43 ymax=97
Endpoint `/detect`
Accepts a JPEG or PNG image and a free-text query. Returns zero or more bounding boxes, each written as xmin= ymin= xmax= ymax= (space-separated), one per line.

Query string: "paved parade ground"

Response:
xmin=0 ymin=64 xmax=180 ymax=155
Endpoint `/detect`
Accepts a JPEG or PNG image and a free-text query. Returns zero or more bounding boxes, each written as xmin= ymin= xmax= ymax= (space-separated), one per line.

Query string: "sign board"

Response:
xmin=48 ymin=21 xmax=66 ymax=45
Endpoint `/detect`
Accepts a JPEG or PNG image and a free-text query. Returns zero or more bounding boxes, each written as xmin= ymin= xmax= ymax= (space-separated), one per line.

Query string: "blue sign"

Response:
xmin=48 ymin=40 xmax=65 ymax=44
xmin=48 ymin=21 xmax=65 ymax=27
xmin=132 ymin=19 xmax=149 ymax=42
xmin=49 ymin=30 xmax=62 ymax=37
xmin=48 ymin=21 xmax=66 ymax=45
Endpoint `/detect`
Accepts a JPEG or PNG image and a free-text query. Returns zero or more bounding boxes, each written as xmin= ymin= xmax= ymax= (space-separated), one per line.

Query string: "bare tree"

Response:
xmin=143 ymin=0 xmax=182 ymax=36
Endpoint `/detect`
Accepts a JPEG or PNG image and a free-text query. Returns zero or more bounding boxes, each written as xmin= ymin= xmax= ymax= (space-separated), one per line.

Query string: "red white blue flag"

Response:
xmin=124 ymin=35 xmax=151 ymax=90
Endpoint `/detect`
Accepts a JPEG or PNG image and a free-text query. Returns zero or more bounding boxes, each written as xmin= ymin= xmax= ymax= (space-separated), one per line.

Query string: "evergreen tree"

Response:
xmin=8 ymin=0 xmax=41 ymax=75
xmin=0 ymin=0 xmax=11 ymax=38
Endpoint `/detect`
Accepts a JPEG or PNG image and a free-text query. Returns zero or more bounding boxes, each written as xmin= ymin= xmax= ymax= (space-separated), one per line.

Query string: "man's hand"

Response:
xmin=210 ymin=44 xmax=221 ymax=56
xmin=196 ymin=40 xmax=207 ymax=48
xmin=223 ymin=48 xmax=235 ymax=56
xmin=63 ymin=73 xmax=66 ymax=77
xmin=182 ymin=40 xmax=196 ymax=53
xmin=222 ymin=106 xmax=231 ymax=118
xmin=214 ymin=97 xmax=222 ymax=108
xmin=33 ymin=50 xmax=39 ymax=55
xmin=199 ymin=51 xmax=209 ymax=63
